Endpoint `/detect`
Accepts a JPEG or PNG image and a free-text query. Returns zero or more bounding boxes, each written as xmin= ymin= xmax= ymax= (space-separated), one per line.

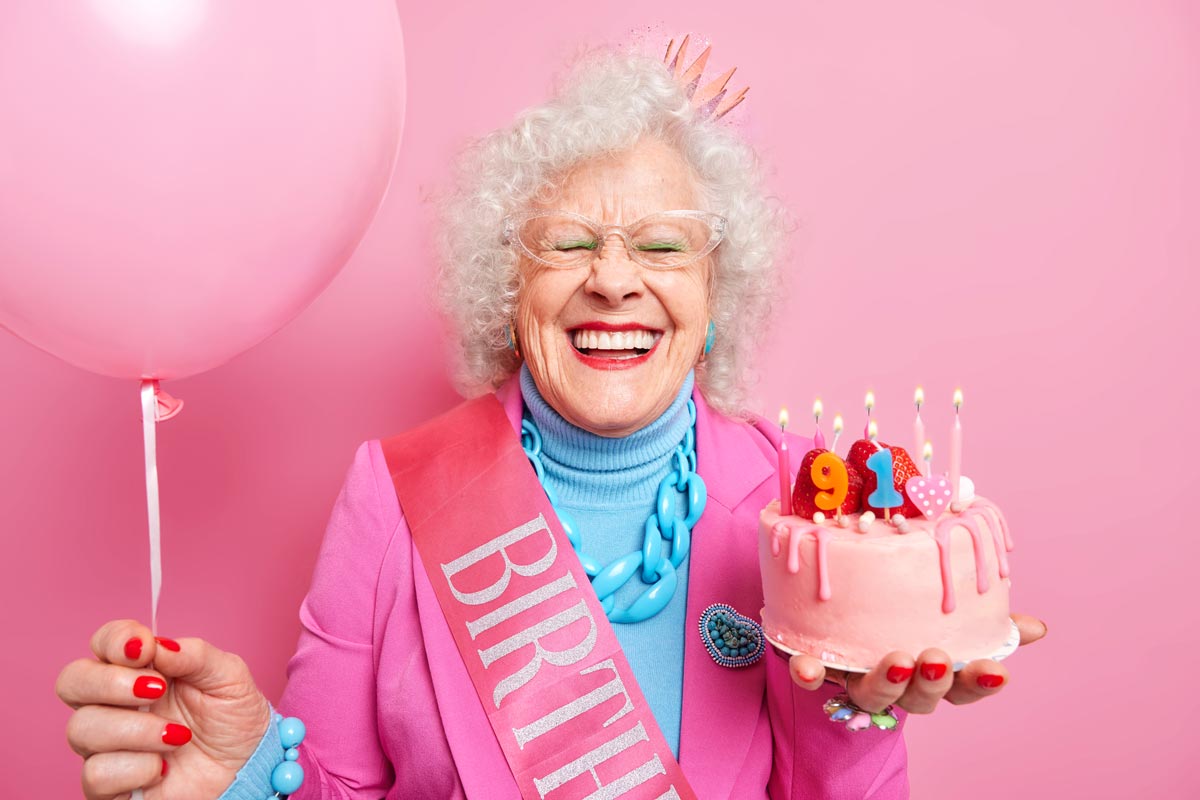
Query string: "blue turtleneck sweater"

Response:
xmin=519 ymin=364 xmax=693 ymax=758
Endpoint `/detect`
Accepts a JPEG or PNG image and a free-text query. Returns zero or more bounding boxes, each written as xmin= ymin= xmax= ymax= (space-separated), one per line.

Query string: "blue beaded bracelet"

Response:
xmin=266 ymin=713 xmax=306 ymax=799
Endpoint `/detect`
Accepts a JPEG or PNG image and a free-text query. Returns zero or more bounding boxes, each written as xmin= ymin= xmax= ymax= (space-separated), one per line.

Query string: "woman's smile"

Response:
xmin=568 ymin=322 xmax=664 ymax=369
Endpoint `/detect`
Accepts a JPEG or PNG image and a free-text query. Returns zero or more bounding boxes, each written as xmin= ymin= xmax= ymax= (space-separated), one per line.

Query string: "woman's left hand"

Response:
xmin=787 ymin=613 xmax=1047 ymax=713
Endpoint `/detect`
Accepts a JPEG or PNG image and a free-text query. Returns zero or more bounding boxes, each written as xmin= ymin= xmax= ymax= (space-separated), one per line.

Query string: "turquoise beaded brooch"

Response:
xmin=698 ymin=603 xmax=765 ymax=667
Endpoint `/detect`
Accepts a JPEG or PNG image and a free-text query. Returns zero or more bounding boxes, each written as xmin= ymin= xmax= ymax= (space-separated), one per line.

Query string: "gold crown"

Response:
xmin=663 ymin=35 xmax=748 ymax=120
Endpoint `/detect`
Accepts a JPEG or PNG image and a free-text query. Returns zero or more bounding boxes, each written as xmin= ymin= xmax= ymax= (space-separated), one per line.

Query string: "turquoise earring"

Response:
xmin=704 ymin=320 xmax=715 ymax=355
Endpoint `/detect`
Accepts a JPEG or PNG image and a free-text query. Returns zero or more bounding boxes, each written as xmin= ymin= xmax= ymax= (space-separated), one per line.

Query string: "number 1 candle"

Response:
xmin=778 ymin=408 xmax=792 ymax=516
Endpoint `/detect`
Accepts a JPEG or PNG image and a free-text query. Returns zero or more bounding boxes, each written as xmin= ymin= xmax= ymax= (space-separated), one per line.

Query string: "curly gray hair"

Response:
xmin=437 ymin=48 xmax=784 ymax=415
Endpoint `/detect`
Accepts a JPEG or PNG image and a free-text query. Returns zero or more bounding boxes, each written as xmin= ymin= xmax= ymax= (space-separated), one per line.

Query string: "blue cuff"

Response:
xmin=217 ymin=706 xmax=285 ymax=800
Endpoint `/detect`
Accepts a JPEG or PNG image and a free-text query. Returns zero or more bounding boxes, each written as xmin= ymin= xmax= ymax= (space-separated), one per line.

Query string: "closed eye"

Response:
xmin=635 ymin=241 xmax=687 ymax=252
xmin=553 ymin=239 xmax=598 ymax=251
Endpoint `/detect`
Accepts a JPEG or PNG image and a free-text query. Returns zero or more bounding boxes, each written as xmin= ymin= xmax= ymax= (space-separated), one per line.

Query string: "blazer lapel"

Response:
xmin=678 ymin=394 xmax=779 ymax=798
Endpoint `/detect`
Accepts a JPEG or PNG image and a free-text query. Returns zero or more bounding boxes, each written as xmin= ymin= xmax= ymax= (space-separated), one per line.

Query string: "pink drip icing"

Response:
xmin=771 ymin=523 xmax=784 ymax=557
xmin=814 ymin=527 xmax=833 ymax=601
xmin=980 ymin=506 xmax=1011 ymax=578
xmin=957 ymin=515 xmax=990 ymax=594
xmin=932 ymin=523 xmax=956 ymax=613
xmin=787 ymin=524 xmax=805 ymax=574
xmin=974 ymin=499 xmax=1013 ymax=552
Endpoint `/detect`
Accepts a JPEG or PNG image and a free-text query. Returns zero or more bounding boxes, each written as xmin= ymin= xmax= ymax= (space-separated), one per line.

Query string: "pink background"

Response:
xmin=2 ymin=1 xmax=1194 ymax=797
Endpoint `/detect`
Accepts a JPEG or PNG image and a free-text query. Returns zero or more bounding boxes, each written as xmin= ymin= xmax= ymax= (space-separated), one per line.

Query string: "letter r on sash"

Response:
xmin=441 ymin=514 xmax=556 ymax=605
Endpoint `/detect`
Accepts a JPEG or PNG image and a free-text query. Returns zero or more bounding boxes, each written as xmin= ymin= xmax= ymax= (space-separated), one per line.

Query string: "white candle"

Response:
xmin=863 ymin=390 xmax=875 ymax=439
xmin=832 ymin=413 xmax=844 ymax=453
xmin=922 ymin=440 xmax=933 ymax=479
xmin=812 ymin=398 xmax=825 ymax=450
xmin=913 ymin=386 xmax=926 ymax=473
xmin=868 ymin=419 xmax=879 ymax=443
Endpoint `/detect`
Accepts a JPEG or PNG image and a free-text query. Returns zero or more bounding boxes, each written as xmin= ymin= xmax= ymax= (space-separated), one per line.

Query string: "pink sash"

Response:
xmin=381 ymin=395 xmax=697 ymax=800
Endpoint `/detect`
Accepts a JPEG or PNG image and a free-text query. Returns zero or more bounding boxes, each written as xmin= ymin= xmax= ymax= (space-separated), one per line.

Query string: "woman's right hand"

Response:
xmin=56 ymin=619 xmax=272 ymax=800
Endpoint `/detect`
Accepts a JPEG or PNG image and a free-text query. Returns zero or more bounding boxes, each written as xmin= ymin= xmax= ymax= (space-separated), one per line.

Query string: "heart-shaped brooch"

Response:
xmin=698 ymin=603 xmax=765 ymax=668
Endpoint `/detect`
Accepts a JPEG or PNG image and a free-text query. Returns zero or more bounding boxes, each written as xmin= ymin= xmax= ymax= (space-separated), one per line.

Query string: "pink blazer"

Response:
xmin=282 ymin=379 xmax=909 ymax=799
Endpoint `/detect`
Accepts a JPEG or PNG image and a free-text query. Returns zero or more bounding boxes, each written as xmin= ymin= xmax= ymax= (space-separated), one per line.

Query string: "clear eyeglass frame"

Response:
xmin=503 ymin=209 xmax=728 ymax=270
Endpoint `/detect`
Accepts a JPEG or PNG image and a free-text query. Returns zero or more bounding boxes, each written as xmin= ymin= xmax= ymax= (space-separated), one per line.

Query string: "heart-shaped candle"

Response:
xmin=904 ymin=476 xmax=954 ymax=520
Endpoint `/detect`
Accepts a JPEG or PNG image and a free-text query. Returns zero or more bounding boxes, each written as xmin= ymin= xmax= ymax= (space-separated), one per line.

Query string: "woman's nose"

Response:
xmin=585 ymin=235 xmax=643 ymax=305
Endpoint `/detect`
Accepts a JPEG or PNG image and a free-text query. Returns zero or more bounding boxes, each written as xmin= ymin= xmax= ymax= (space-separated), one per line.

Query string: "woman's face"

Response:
xmin=516 ymin=138 xmax=712 ymax=437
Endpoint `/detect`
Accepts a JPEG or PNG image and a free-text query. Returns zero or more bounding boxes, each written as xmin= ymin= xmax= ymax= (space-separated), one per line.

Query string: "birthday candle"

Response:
xmin=832 ymin=413 xmax=844 ymax=453
xmin=863 ymin=390 xmax=875 ymax=439
xmin=913 ymin=386 xmax=926 ymax=474
xmin=949 ymin=388 xmax=963 ymax=503
xmin=812 ymin=398 xmax=825 ymax=450
xmin=778 ymin=408 xmax=792 ymax=516
xmin=923 ymin=440 xmax=933 ymax=479
xmin=868 ymin=419 xmax=878 ymax=444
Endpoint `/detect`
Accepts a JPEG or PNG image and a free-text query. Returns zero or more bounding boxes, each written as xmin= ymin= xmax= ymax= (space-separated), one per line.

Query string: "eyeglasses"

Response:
xmin=503 ymin=210 xmax=726 ymax=270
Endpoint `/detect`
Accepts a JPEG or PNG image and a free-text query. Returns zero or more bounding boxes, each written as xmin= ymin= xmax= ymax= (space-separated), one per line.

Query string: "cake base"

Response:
xmin=759 ymin=498 xmax=1015 ymax=671
xmin=766 ymin=619 xmax=1021 ymax=673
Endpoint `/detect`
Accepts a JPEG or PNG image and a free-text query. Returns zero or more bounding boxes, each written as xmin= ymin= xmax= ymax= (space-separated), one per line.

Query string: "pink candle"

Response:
xmin=812 ymin=398 xmax=825 ymax=450
xmin=863 ymin=390 xmax=875 ymax=439
xmin=949 ymin=388 xmax=963 ymax=502
xmin=778 ymin=408 xmax=792 ymax=516
xmin=913 ymin=386 xmax=926 ymax=475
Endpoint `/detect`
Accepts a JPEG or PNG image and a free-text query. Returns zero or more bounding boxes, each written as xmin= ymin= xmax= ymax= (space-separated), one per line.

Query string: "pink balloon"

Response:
xmin=0 ymin=0 xmax=405 ymax=380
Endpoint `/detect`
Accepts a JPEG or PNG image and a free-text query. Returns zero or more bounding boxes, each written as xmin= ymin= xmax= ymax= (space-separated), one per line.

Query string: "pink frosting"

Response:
xmin=759 ymin=498 xmax=1014 ymax=669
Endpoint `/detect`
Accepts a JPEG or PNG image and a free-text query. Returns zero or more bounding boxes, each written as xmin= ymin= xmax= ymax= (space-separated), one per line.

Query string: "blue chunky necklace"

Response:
xmin=520 ymin=401 xmax=707 ymax=624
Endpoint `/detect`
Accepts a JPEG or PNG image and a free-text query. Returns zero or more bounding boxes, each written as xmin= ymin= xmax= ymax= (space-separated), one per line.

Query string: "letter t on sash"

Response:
xmin=533 ymin=721 xmax=666 ymax=800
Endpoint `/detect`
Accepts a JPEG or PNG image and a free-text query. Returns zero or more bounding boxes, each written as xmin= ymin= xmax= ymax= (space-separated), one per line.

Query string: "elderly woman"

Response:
xmin=56 ymin=49 xmax=1044 ymax=799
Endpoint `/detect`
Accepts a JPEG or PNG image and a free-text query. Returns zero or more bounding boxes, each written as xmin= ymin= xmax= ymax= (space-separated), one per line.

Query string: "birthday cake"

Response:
xmin=758 ymin=408 xmax=1015 ymax=671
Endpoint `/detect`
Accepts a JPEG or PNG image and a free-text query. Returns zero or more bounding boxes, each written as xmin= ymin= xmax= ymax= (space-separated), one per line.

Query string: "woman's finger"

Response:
xmin=56 ymin=659 xmax=168 ymax=710
xmin=68 ymin=705 xmax=192 ymax=758
xmin=150 ymin=635 xmax=255 ymax=695
xmin=89 ymin=620 xmax=156 ymax=668
xmin=846 ymin=652 xmax=914 ymax=713
xmin=944 ymin=659 xmax=1009 ymax=706
xmin=80 ymin=751 xmax=164 ymax=800
xmin=787 ymin=653 xmax=826 ymax=690
xmin=895 ymin=648 xmax=953 ymax=714
xmin=1012 ymin=613 xmax=1048 ymax=646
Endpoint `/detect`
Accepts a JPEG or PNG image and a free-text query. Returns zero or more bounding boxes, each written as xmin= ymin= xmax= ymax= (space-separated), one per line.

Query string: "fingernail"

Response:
xmin=162 ymin=723 xmax=192 ymax=746
xmin=124 ymin=637 xmax=143 ymax=661
xmin=133 ymin=676 xmax=166 ymax=700
xmin=161 ymin=759 xmax=169 ymax=776
xmin=919 ymin=662 xmax=947 ymax=681
xmin=886 ymin=665 xmax=914 ymax=684
xmin=1039 ymin=619 xmax=1049 ymax=636
xmin=155 ymin=637 xmax=180 ymax=652
xmin=977 ymin=673 xmax=1005 ymax=689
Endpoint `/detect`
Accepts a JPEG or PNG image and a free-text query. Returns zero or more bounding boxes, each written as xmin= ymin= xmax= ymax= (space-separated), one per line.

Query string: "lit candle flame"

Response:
xmin=812 ymin=398 xmax=823 ymax=422
xmin=865 ymin=390 xmax=875 ymax=413
xmin=833 ymin=414 xmax=844 ymax=434
xmin=778 ymin=407 xmax=789 ymax=430
xmin=868 ymin=419 xmax=878 ymax=441
xmin=923 ymin=440 xmax=933 ymax=462
xmin=914 ymin=386 xmax=925 ymax=410
xmin=953 ymin=387 xmax=963 ymax=412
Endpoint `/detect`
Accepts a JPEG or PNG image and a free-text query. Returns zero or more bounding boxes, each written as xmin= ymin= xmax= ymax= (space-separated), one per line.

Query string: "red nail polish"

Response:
xmin=977 ymin=674 xmax=1005 ymax=689
xmin=919 ymin=662 xmax=947 ymax=681
xmin=886 ymin=665 xmax=914 ymax=684
xmin=161 ymin=759 xmax=169 ymax=776
xmin=124 ymin=637 xmax=143 ymax=661
xmin=162 ymin=724 xmax=192 ymax=746
xmin=155 ymin=637 xmax=180 ymax=652
xmin=133 ymin=676 xmax=166 ymax=700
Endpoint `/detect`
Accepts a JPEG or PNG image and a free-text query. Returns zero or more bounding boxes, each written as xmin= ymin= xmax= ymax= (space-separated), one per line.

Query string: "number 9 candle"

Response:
xmin=811 ymin=452 xmax=849 ymax=513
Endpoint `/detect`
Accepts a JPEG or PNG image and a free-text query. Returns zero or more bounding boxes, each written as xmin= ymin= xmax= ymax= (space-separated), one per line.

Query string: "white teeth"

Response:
xmin=571 ymin=329 xmax=660 ymax=351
